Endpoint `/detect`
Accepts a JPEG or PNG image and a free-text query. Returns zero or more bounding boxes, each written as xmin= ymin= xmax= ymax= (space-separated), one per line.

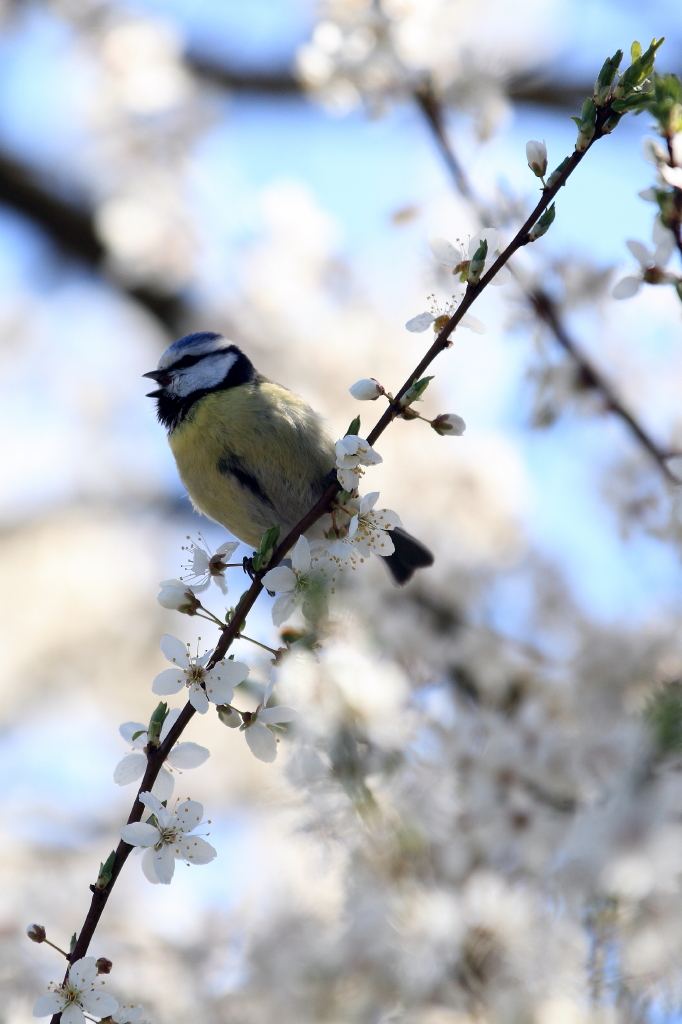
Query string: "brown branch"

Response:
xmin=414 ymin=82 xmax=676 ymax=481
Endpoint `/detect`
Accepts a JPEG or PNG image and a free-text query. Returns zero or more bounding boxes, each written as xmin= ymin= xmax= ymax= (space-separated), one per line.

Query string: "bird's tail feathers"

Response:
xmin=382 ymin=527 xmax=434 ymax=586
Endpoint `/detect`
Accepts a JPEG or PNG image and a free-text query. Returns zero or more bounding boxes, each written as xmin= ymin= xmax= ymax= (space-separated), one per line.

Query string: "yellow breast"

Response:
xmin=168 ymin=382 xmax=335 ymax=549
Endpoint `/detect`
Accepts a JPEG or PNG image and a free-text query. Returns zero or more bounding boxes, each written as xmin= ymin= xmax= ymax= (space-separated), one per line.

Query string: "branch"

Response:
xmin=188 ymin=52 xmax=596 ymax=111
xmin=414 ymin=83 xmax=675 ymax=481
xmin=48 ymin=80 xmax=636 ymax=1020
xmin=0 ymin=151 xmax=187 ymax=332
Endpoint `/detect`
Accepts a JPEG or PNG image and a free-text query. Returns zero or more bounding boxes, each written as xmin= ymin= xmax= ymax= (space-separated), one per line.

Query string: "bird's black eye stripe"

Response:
xmin=166 ymin=353 xmax=205 ymax=371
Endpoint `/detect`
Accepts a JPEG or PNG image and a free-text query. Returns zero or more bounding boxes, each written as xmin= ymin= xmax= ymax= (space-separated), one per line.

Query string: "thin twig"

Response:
xmin=50 ymin=85 xmax=632 ymax=1021
xmin=414 ymin=82 xmax=675 ymax=480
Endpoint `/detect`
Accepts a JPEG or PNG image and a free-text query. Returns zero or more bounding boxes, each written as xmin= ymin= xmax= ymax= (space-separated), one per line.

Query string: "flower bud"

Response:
xmin=218 ymin=704 xmax=242 ymax=728
xmin=27 ymin=923 xmax=46 ymax=943
xmin=157 ymin=580 xmax=200 ymax=615
xmin=526 ymin=140 xmax=547 ymax=178
xmin=431 ymin=413 xmax=466 ymax=436
xmin=349 ymin=378 xmax=384 ymax=401
xmin=96 ymin=957 xmax=113 ymax=975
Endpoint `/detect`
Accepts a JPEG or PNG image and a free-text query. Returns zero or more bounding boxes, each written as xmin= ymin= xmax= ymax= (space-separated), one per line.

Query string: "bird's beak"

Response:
xmin=143 ymin=369 xmax=171 ymax=397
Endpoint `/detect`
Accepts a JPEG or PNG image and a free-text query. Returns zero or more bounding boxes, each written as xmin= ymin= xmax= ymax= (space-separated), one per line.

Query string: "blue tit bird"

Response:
xmin=144 ymin=331 xmax=433 ymax=584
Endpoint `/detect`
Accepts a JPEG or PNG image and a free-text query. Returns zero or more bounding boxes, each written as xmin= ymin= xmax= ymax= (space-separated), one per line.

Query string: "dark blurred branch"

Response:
xmin=414 ymin=83 xmax=676 ymax=482
xmin=0 ymin=152 xmax=186 ymax=332
xmin=188 ymin=53 xmax=596 ymax=110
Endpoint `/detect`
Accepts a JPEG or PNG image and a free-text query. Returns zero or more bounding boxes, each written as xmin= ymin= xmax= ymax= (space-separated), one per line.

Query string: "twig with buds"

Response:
xmin=414 ymin=75 xmax=676 ymax=480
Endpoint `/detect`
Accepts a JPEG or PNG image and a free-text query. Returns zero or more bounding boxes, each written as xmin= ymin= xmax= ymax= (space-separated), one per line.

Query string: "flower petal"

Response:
xmin=159 ymin=634 xmax=188 ymax=665
xmin=119 ymin=721 xmax=147 ymax=747
xmin=218 ymin=659 xmax=250 ymax=686
xmin=405 ymin=311 xmax=435 ymax=332
xmin=245 ymin=721 xmax=278 ymax=762
xmin=159 ymin=706 xmax=183 ymax=743
xmin=151 ymin=765 xmax=175 ymax=802
xmin=626 ymin=240 xmax=650 ymax=267
xmin=459 ymin=313 xmax=486 ymax=334
xmin=33 ymin=993 xmax=64 ymax=1015
xmin=61 ymin=1006 xmax=86 ymax=1024
xmin=141 ymin=846 xmax=160 ymax=884
xmin=176 ymin=835 xmax=217 ymax=865
xmin=612 ymin=275 xmax=641 ymax=299
xmin=217 ymin=540 xmax=239 ymax=557
xmin=204 ymin=676 xmax=234 ymax=706
xmin=113 ymin=753 xmax=146 ymax=786
xmin=139 ymin=790 xmax=164 ymax=816
xmin=70 ymin=957 xmax=98 ymax=986
xmin=152 ymin=668 xmax=185 ymax=695
xmin=258 ymin=706 xmax=298 ymax=725
xmin=120 ymin=822 xmax=160 ymax=847
xmin=152 ymin=843 xmax=176 ymax=884
xmin=173 ymin=798 xmax=204 ymax=830
xmin=489 ymin=263 xmax=511 ymax=285
xmin=428 ymin=235 xmax=461 ymax=267
xmin=470 ymin=227 xmax=499 ymax=255
xmin=360 ymin=491 xmax=380 ymax=514
xmin=189 ymin=685 xmax=209 ymax=714
xmin=262 ymin=566 xmax=297 ymax=593
xmin=81 ymin=990 xmax=119 ymax=1015
xmin=272 ymin=591 xmax=298 ymax=627
xmin=291 ymin=535 xmax=311 ymax=573
xmin=191 ymin=548 xmax=209 ymax=574
xmin=167 ymin=742 xmax=210 ymax=769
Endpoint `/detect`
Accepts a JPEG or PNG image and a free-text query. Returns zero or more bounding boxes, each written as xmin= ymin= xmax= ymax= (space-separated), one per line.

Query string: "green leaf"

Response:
xmin=345 ymin=415 xmax=361 ymax=436
xmin=546 ymin=156 xmax=570 ymax=189
xmin=401 ymin=375 xmax=435 ymax=407
xmin=69 ymin=933 xmax=78 ymax=955
xmin=630 ymin=40 xmax=642 ymax=62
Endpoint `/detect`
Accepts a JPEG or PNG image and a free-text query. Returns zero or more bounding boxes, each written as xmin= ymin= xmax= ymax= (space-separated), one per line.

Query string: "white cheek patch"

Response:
xmin=169 ymin=352 xmax=238 ymax=397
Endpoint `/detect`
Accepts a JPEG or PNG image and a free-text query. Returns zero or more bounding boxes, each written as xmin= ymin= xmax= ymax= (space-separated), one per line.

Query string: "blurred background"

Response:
xmin=3 ymin=1 xmax=682 ymax=1021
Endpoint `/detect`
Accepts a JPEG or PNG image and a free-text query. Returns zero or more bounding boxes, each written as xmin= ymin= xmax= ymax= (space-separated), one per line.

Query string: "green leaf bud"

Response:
xmin=95 ymin=850 xmax=117 ymax=890
xmin=146 ymin=701 xmax=168 ymax=747
xmin=467 ymin=238 xmax=488 ymax=284
xmin=400 ymin=375 xmax=435 ymax=407
xmin=594 ymin=49 xmax=623 ymax=106
xmin=528 ymin=203 xmax=556 ymax=242
xmin=545 ymin=156 xmax=570 ymax=189
xmin=345 ymin=415 xmax=361 ymax=436
xmin=615 ymin=37 xmax=664 ymax=99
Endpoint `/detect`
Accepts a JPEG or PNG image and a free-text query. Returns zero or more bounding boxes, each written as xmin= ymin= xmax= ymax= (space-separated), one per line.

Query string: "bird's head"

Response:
xmin=144 ymin=332 xmax=257 ymax=430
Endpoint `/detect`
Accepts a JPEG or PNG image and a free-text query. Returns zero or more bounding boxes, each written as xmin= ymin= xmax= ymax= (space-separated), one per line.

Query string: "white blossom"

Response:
xmin=241 ymin=674 xmax=298 ymax=763
xmin=613 ymin=219 xmax=678 ymax=298
xmin=262 ymin=536 xmax=329 ymax=626
xmin=120 ymin=791 xmax=216 ymax=884
xmin=428 ymin=230 xmax=511 ymax=285
xmin=151 ymin=634 xmax=248 ymax=714
xmin=32 ymin=956 xmax=118 ymax=1022
xmin=349 ymin=377 xmax=384 ymax=400
xmin=526 ymin=139 xmax=547 ymax=178
xmin=405 ymin=310 xmax=486 ymax=335
xmin=347 ymin=492 xmax=402 ymax=557
xmin=113 ymin=710 xmax=210 ymax=801
xmin=660 ymin=164 xmax=682 ymax=190
xmin=334 ymin=435 xmax=383 ymax=490
xmin=182 ymin=538 xmax=239 ymax=594
xmin=156 ymin=578 xmax=200 ymax=614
